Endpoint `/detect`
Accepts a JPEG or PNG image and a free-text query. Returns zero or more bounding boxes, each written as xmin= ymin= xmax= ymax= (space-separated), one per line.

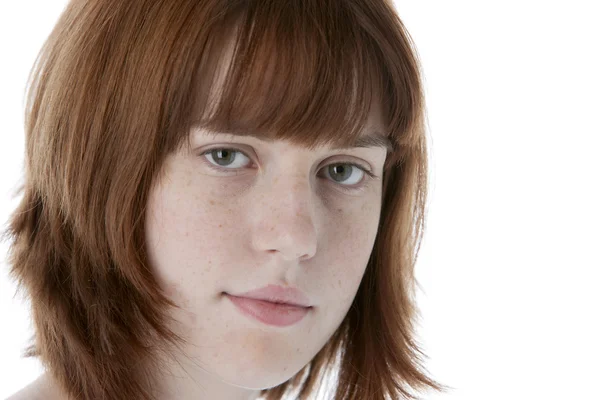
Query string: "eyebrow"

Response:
xmin=201 ymin=130 xmax=394 ymax=153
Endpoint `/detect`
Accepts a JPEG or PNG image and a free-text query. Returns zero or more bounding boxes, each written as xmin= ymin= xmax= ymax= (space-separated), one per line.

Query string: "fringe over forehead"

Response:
xmin=180 ymin=0 xmax=420 ymax=161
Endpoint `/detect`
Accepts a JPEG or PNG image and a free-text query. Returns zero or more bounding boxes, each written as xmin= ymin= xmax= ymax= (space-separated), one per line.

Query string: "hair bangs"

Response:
xmin=184 ymin=1 xmax=412 ymax=159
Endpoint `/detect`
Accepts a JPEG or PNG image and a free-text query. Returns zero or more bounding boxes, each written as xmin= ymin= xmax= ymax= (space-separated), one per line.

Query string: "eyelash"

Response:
xmin=198 ymin=147 xmax=377 ymax=193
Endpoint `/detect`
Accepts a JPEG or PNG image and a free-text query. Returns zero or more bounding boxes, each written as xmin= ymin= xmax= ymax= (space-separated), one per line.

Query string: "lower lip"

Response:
xmin=225 ymin=294 xmax=311 ymax=327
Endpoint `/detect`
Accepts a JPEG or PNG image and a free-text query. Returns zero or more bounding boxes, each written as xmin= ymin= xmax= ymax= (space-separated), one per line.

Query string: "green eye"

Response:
xmin=203 ymin=148 xmax=252 ymax=169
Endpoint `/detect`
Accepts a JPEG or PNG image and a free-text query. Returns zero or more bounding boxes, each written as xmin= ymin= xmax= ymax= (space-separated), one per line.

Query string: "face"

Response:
xmin=144 ymin=47 xmax=388 ymax=398
xmin=144 ymin=107 xmax=387 ymax=394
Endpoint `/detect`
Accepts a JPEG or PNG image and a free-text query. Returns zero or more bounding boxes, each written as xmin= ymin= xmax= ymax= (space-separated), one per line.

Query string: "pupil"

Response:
xmin=214 ymin=149 xmax=233 ymax=166
xmin=330 ymin=165 xmax=351 ymax=181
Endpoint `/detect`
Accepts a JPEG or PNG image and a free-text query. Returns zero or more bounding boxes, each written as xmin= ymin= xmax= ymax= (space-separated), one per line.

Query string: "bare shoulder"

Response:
xmin=5 ymin=373 xmax=63 ymax=400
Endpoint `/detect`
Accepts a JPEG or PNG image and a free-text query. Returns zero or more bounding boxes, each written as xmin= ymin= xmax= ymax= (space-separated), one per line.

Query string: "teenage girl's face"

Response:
xmin=144 ymin=44 xmax=388 ymax=393
xmin=144 ymin=105 xmax=387 ymax=392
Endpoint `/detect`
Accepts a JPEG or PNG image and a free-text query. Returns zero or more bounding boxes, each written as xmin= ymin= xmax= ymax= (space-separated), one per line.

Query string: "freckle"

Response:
xmin=210 ymin=200 xmax=215 ymax=205
xmin=218 ymin=224 xmax=222 ymax=228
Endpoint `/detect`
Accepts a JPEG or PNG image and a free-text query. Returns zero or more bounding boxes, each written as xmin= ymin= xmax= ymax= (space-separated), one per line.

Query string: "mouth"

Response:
xmin=224 ymin=293 xmax=311 ymax=327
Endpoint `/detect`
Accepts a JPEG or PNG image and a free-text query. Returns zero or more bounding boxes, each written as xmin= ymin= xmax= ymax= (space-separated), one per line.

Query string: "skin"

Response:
xmin=8 ymin=43 xmax=388 ymax=400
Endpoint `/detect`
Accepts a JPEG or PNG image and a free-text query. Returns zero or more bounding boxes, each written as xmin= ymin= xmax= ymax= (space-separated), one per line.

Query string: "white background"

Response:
xmin=1 ymin=1 xmax=598 ymax=399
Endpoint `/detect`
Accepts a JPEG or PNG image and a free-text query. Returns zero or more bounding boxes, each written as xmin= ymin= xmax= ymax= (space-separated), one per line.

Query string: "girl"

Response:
xmin=3 ymin=0 xmax=447 ymax=399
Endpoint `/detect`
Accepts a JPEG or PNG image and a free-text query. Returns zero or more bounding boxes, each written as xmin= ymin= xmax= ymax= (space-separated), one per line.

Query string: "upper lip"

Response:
xmin=229 ymin=284 xmax=312 ymax=308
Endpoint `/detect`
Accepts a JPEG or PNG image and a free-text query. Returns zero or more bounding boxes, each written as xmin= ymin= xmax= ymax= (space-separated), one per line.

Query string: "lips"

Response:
xmin=225 ymin=294 xmax=311 ymax=327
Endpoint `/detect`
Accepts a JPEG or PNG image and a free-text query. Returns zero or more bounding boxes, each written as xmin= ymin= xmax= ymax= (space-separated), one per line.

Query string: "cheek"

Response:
xmin=322 ymin=203 xmax=381 ymax=299
xmin=146 ymin=181 xmax=234 ymax=247
xmin=144 ymin=179 xmax=246 ymax=288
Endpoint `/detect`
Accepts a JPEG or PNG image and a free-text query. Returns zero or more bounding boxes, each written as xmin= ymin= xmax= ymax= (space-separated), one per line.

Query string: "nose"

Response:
xmin=250 ymin=174 xmax=318 ymax=262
